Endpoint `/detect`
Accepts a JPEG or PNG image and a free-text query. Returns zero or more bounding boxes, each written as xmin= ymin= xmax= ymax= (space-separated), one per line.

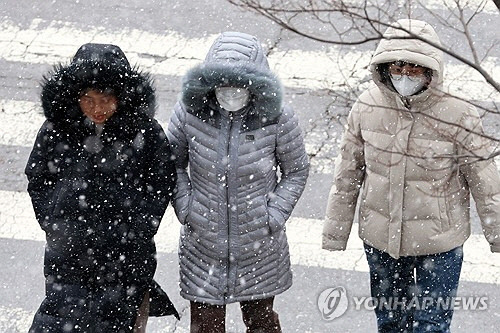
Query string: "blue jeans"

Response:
xmin=364 ymin=244 xmax=463 ymax=333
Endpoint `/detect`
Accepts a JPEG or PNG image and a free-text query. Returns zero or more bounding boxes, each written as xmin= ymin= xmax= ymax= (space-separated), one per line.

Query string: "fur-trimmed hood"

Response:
xmin=41 ymin=43 xmax=156 ymax=132
xmin=181 ymin=32 xmax=283 ymax=124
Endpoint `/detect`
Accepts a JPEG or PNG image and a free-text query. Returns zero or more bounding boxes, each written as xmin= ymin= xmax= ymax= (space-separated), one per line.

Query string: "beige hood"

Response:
xmin=370 ymin=19 xmax=444 ymax=104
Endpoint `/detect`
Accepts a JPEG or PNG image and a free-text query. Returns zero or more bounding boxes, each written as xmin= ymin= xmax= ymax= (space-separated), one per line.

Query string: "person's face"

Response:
xmin=79 ymin=89 xmax=118 ymax=124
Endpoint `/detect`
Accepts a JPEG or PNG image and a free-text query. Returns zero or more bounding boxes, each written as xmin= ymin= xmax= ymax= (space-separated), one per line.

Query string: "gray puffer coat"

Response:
xmin=167 ymin=32 xmax=309 ymax=305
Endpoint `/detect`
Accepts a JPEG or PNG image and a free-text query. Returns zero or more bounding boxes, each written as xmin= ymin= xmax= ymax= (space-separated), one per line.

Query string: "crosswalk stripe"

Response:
xmin=0 ymin=306 xmax=33 ymax=332
xmin=0 ymin=100 xmax=44 ymax=147
xmin=0 ymin=305 xmax=184 ymax=333
xmin=2 ymin=98 xmax=498 ymax=177
xmin=0 ymin=99 xmax=335 ymax=176
xmin=2 ymin=190 xmax=499 ymax=285
xmin=0 ymin=18 xmax=497 ymax=101
xmin=0 ymin=99 xmax=170 ymax=147
xmin=420 ymin=0 xmax=498 ymax=12
xmin=421 ymin=0 xmax=497 ymax=13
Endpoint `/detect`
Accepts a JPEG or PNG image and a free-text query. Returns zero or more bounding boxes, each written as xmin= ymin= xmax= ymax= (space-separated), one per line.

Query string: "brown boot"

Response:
xmin=190 ymin=301 xmax=226 ymax=333
xmin=133 ymin=291 xmax=150 ymax=333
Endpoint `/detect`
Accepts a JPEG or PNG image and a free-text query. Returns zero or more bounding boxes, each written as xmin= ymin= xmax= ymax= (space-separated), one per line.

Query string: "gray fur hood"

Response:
xmin=182 ymin=31 xmax=283 ymax=124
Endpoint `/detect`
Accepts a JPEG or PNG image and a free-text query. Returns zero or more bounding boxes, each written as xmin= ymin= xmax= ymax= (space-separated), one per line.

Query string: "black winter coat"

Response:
xmin=26 ymin=43 xmax=178 ymax=333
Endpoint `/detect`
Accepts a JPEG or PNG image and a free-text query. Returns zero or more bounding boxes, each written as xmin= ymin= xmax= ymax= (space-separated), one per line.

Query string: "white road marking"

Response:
xmin=0 ymin=305 xmax=183 ymax=333
xmin=2 ymin=190 xmax=500 ymax=285
xmin=3 ymin=98 xmax=499 ymax=177
xmin=0 ymin=18 xmax=497 ymax=101
xmin=0 ymin=99 xmax=169 ymax=147
xmin=414 ymin=0 xmax=498 ymax=13
xmin=0 ymin=306 xmax=34 ymax=333
xmin=0 ymin=100 xmax=44 ymax=147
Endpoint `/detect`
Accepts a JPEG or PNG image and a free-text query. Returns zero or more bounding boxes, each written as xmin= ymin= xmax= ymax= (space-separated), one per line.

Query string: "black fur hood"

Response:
xmin=41 ymin=43 xmax=155 ymax=132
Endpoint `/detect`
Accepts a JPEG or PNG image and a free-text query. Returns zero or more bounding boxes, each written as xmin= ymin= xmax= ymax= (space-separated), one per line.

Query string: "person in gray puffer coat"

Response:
xmin=167 ymin=31 xmax=309 ymax=332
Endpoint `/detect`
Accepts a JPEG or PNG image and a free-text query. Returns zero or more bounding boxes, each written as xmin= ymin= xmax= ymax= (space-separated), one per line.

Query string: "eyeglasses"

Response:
xmin=389 ymin=73 xmax=425 ymax=82
xmin=389 ymin=63 xmax=427 ymax=80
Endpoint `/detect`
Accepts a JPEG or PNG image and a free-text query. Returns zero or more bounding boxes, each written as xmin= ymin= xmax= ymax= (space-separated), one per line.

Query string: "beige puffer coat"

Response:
xmin=322 ymin=19 xmax=500 ymax=258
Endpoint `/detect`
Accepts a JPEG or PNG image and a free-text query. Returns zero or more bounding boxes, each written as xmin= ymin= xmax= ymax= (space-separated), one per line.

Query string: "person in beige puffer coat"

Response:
xmin=323 ymin=19 xmax=500 ymax=332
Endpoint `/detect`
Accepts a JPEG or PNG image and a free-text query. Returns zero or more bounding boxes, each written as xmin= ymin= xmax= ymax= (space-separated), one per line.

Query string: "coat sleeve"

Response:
xmin=25 ymin=121 xmax=58 ymax=231
xmin=457 ymin=105 xmax=500 ymax=252
xmin=131 ymin=121 xmax=177 ymax=239
xmin=166 ymin=102 xmax=192 ymax=225
xmin=267 ymin=105 xmax=309 ymax=234
xmin=322 ymin=100 xmax=365 ymax=251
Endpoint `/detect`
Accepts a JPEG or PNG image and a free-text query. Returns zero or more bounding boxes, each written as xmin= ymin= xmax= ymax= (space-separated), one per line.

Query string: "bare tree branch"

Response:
xmin=493 ymin=0 xmax=500 ymax=11
xmin=228 ymin=0 xmax=500 ymax=92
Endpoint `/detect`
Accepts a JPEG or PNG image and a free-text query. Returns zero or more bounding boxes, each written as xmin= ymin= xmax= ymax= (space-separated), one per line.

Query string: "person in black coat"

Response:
xmin=26 ymin=43 xmax=179 ymax=333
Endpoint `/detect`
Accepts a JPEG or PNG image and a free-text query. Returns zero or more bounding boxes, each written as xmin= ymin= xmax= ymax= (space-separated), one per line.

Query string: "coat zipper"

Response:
xmin=89 ymin=291 xmax=95 ymax=332
xmin=89 ymin=177 xmax=96 ymax=333
xmin=88 ymin=160 xmax=100 ymax=332
xmin=224 ymin=116 xmax=233 ymax=298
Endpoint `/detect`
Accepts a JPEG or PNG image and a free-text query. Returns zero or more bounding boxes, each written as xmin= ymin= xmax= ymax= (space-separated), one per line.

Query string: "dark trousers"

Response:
xmin=364 ymin=244 xmax=463 ymax=333
xmin=190 ymin=297 xmax=281 ymax=333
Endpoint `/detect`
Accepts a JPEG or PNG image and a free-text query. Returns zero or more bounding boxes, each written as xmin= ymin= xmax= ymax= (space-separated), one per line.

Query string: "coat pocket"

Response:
xmin=177 ymin=193 xmax=194 ymax=225
xmin=45 ymin=218 xmax=87 ymax=256
xmin=183 ymin=193 xmax=194 ymax=224
xmin=267 ymin=207 xmax=285 ymax=235
xmin=50 ymin=180 xmax=70 ymax=218
xmin=438 ymin=196 xmax=451 ymax=231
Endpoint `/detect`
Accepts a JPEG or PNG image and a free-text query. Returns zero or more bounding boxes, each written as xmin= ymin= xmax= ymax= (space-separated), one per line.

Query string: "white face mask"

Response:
xmin=215 ymin=87 xmax=250 ymax=111
xmin=390 ymin=75 xmax=427 ymax=96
